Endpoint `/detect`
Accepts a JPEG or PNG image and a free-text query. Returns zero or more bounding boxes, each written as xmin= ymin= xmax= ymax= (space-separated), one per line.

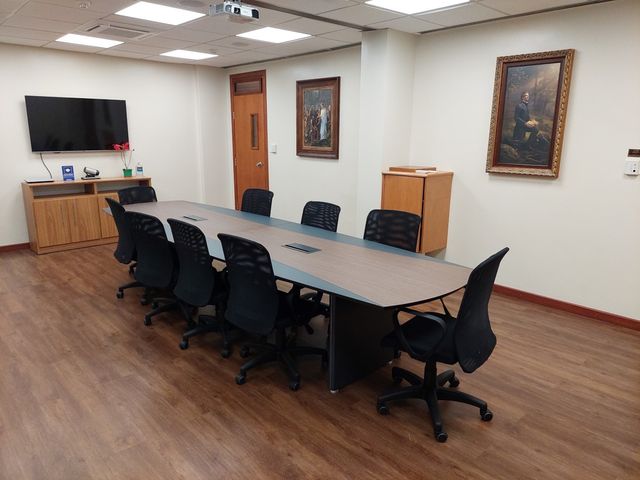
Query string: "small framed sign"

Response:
xmin=62 ymin=165 xmax=75 ymax=181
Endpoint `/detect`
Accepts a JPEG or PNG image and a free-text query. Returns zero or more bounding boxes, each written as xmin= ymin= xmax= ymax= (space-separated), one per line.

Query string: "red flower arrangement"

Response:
xmin=113 ymin=142 xmax=134 ymax=170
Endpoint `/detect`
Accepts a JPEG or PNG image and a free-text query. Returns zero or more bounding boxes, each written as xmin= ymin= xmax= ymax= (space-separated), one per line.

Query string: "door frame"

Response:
xmin=229 ymin=70 xmax=269 ymax=210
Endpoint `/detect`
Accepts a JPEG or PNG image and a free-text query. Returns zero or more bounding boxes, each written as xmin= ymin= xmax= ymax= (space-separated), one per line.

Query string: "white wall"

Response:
xmin=226 ymin=47 xmax=362 ymax=234
xmin=409 ymin=0 xmax=640 ymax=319
xmin=0 ymin=44 xmax=228 ymax=246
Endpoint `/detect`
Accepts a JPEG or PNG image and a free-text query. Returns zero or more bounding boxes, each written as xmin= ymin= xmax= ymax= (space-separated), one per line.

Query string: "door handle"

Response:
xmin=256 ymin=161 xmax=263 ymax=168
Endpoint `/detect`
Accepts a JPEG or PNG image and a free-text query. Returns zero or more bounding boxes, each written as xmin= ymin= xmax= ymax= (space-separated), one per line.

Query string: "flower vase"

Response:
xmin=123 ymin=168 xmax=133 ymax=177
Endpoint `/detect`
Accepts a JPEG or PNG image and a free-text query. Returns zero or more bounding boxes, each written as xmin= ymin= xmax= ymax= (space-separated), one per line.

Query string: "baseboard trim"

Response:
xmin=494 ymin=285 xmax=639 ymax=331
xmin=0 ymin=242 xmax=30 ymax=253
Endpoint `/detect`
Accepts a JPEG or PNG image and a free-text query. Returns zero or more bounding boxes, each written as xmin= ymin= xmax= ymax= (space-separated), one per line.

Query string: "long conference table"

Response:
xmin=122 ymin=201 xmax=471 ymax=392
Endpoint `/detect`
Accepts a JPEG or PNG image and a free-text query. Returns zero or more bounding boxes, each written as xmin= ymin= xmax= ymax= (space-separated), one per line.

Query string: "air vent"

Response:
xmin=85 ymin=24 xmax=153 ymax=40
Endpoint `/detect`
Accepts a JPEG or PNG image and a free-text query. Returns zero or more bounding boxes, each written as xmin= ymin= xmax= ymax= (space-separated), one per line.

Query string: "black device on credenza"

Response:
xmin=24 ymin=95 xmax=129 ymax=153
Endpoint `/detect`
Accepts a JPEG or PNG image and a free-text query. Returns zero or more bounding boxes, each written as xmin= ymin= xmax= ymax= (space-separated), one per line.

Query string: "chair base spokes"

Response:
xmin=377 ymin=365 xmax=492 ymax=443
xmin=235 ymin=328 xmax=327 ymax=391
xmin=179 ymin=312 xmax=233 ymax=358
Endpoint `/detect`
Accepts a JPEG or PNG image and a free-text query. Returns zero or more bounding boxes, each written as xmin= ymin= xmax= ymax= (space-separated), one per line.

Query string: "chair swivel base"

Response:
xmin=143 ymin=298 xmax=179 ymax=326
xmin=179 ymin=314 xmax=233 ymax=358
xmin=235 ymin=330 xmax=327 ymax=391
xmin=116 ymin=280 xmax=142 ymax=299
xmin=376 ymin=365 xmax=492 ymax=443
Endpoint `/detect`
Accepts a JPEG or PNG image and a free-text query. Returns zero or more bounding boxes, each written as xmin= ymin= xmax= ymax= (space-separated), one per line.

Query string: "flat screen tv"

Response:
xmin=25 ymin=95 xmax=129 ymax=152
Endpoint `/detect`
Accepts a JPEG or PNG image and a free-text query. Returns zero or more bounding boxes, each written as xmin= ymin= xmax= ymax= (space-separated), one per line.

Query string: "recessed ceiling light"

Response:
xmin=161 ymin=49 xmax=217 ymax=60
xmin=365 ymin=0 xmax=470 ymax=15
xmin=115 ymin=1 xmax=205 ymax=26
xmin=56 ymin=33 xmax=123 ymax=48
xmin=237 ymin=27 xmax=310 ymax=44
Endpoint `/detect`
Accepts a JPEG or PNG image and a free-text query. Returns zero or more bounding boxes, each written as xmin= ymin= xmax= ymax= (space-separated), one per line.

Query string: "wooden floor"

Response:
xmin=0 ymin=246 xmax=638 ymax=479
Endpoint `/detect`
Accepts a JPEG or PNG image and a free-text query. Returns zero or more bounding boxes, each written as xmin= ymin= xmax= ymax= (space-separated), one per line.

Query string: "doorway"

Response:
xmin=229 ymin=70 xmax=269 ymax=210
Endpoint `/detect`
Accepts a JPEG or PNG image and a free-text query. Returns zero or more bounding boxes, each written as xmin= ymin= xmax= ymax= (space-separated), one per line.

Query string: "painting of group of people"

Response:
xmin=296 ymin=77 xmax=340 ymax=159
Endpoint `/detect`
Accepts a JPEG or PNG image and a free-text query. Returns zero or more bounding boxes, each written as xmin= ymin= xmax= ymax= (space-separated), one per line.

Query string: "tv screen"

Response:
xmin=25 ymin=95 xmax=129 ymax=152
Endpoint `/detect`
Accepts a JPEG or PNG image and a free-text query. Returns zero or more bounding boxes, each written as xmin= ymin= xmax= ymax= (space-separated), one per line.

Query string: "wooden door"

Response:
xmin=97 ymin=193 xmax=119 ymax=238
xmin=230 ymin=70 xmax=269 ymax=209
xmin=67 ymin=196 xmax=102 ymax=243
xmin=33 ymin=198 xmax=72 ymax=247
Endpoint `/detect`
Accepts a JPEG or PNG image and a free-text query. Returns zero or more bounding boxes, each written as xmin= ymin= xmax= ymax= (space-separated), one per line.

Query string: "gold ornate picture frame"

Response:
xmin=296 ymin=77 xmax=340 ymax=159
xmin=486 ymin=49 xmax=574 ymax=177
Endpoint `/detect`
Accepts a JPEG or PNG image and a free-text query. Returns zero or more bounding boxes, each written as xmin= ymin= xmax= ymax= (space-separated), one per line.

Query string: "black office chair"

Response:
xmin=218 ymin=233 xmax=326 ymax=390
xmin=301 ymin=201 xmax=341 ymax=232
xmin=240 ymin=188 xmax=274 ymax=217
xmin=106 ymin=197 xmax=143 ymax=299
xmin=376 ymin=247 xmax=509 ymax=442
xmin=118 ymin=185 xmax=157 ymax=205
xmin=364 ymin=209 xmax=421 ymax=252
xmin=167 ymin=218 xmax=231 ymax=357
xmin=127 ymin=211 xmax=179 ymax=326
xmin=297 ymin=201 xmax=342 ymax=319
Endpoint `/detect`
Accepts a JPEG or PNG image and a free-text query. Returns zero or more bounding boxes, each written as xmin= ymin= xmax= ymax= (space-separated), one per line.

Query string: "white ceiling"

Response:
xmin=0 ymin=0 xmax=606 ymax=67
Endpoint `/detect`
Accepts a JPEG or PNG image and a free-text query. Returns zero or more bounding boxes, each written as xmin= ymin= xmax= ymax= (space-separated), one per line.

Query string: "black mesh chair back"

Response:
xmin=118 ymin=186 xmax=157 ymax=205
xmin=363 ymin=209 xmax=421 ymax=252
xmin=167 ymin=219 xmax=216 ymax=307
xmin=127 ymin=211 xmax=175 ymax=289
xmin=218 ymin=233 xmax=279 ymax=336
xmin=301 ymin=201 xmax=341 ymax=232
xmin=105 ymin=197 xmax=135 ymax=265
xmin=454 ymin=247 xmax=509 ymax=373
xmin=240 ymin=188 xmax=274 ymax=217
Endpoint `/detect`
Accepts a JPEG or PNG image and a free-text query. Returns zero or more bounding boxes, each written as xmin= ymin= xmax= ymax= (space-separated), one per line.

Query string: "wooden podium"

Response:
xmin=381 ymin=169 xmax=452 ymax=253
xmin=22 ymin=176 xmax=151 ymax=254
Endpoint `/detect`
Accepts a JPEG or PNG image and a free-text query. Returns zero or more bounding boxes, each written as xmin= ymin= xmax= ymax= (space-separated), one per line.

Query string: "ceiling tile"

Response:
xmin=205 ymin=49 xmax=280 ymax=67
xmin=0 ymin=35 xmax=47 ymax=46
xmin=45 ymin=41 xmax=103 ymax=53
xmin=98 ymin=14 xmax=174 ymax=32
xmin=418 ymin=3 xmax=506 ymax=26
xmin=318 ymin=28 xmax=362 ymax=43
xmin=190 ymin=15 xmax=260 ymax=36
xmin=319 ymin=4 xmax=402 ymax=26
xmin=109 ymin=42 xmax=167 ymax=55
xmin=134 ymin=35 xmax=194 ymax=49
xmin=35 ymin=0 xmax=131 ymax=14
xmin=274 ymin=17 xmax=343 ymax=35
xmin=158 ymin=26 xmax=225 ymax=43
xmin=16 ymin=2 xmax=101 ymax=24
xmin=253 ymin=1 xmax=360 ymax=15
xmin=0 ymin=0 xmax=29 ymax=14
xmin=478 ymin=0 xmax=593 ymax=15
xmin=255 ymin=36 xmax=346 ymax=56
xmin=369 ymin=16 xmax=443 ymax=33
xmin=0 ymin=25 xmax=60 ymax=41
xmin=249 ymin=8 xmax=298 ymax=25
xmin=97 ymin=49 xmax=150 ymax=59
xmin=4 ymin=15 xmax=83 ymax=33
xmin=199 ymin=43 xmax=244 ymax=56
xmin=205 ymin=34 xmax=271 ymax=51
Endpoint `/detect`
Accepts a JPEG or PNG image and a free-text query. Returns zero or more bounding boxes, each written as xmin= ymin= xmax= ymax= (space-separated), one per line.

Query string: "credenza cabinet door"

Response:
xmin=68 ymin=196 xmax=102 ymax=243
xmin=97 ymin=193 xmax=119 ymax=239
xmin=33 ymin=199 xmax=72 ymax=247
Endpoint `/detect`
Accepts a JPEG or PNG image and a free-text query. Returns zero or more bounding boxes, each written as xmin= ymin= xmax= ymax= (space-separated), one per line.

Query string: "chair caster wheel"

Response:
xmin=235 ymin=374 xmax=246 ymax=385
xmin=116 ymin=291 xmax=124 ymax=299
xmin=289 ymin=380 xmax=300 ymax=391
xmin=140 ymin=297 xmax=149 ymax=306
xmin=144 ymin=316 xmax=152 ymax=326
xmin=221 ymin=348 xmax=231 ymax=359
xmin=435 ymin=431 xmax=448 ymax=443
xmin=480 ymin=409 xmax=493 ymax=422
xmin=377 ymin=402 xmax=389 ymax=415
xmin=449 ymin=376 xmax=460 ymax=388
xmin=240 ymin=346 xmax=250 ymax=358
xmin=179 ymin=340 xmax=189 ymax=350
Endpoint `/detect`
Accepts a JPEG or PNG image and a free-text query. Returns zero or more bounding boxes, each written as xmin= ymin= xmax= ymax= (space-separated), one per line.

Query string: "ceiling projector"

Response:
xmin=209 ymin=1 xmax=259 ymax=23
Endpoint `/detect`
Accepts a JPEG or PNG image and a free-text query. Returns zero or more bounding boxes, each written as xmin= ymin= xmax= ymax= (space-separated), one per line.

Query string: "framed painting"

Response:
xmin=486 ymin=49 xmax=574 ymax=177
xmin=296 ymin=77 xmax=340 ymax=159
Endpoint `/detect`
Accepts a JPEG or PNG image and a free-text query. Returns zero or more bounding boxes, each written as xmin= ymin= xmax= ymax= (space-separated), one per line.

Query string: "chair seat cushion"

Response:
xmin=382 ymin=313 xmax=458 ymax=365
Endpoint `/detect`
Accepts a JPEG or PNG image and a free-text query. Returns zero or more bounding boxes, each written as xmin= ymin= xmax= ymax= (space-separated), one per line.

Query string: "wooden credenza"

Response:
xmin=381 ymin=169 xmax=453 ymax=253
xmin=22 ymin=176 xmax=151 ymax=254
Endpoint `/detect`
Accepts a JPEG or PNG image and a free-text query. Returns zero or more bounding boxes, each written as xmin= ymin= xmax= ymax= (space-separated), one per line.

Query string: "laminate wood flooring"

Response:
xmin=0 ymin=247 xmax=638 ymax=479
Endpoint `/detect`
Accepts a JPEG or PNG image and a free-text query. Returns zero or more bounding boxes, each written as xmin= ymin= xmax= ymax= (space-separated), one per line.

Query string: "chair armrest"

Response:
xmin=393 ymin=308 xmax=448 ymax=360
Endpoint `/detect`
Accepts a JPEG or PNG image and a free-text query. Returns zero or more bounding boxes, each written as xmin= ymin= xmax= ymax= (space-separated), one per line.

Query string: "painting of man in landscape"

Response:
xmin=486 ymin=50 xmax=574 ymax=177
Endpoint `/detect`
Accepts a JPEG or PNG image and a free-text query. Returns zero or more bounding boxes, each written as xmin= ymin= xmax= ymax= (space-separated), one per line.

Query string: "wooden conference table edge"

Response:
xmin=120 ymin=200 xmax=470 ymax=391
